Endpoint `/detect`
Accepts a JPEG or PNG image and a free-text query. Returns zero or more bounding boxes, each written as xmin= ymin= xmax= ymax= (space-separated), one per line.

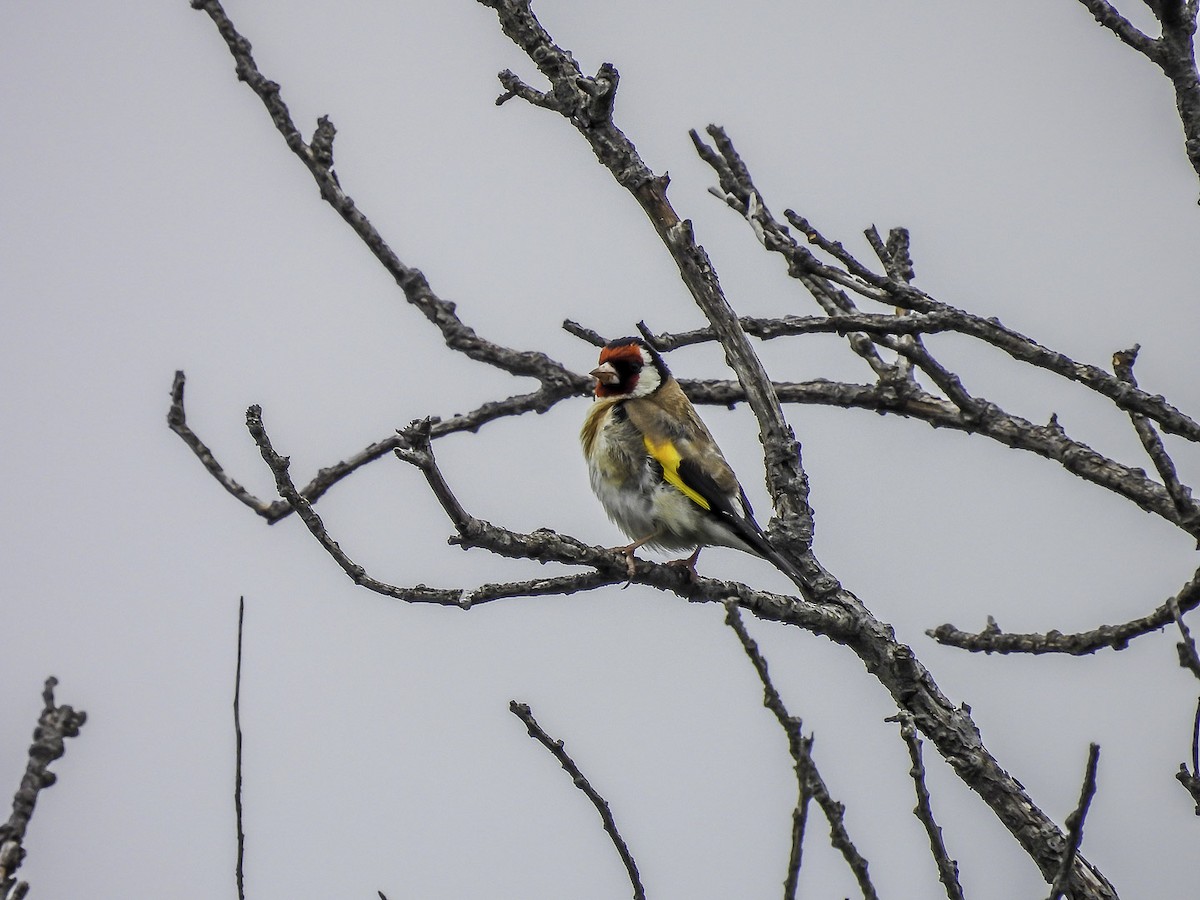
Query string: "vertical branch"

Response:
xmin=1047 ymin=744 xmax=1102 ymax=900
xmin=1178 ymin=698 xmax=1200 ymax=813
xmin=234 ymin=597 xmax=247 ymax=900
xmin=784 ymin=755 xmax=812 ymax=900
xmin=1170 ymin=597 xmax=1200 ymax=811
xmin=887 ymin=713 xmax=964 ymax=900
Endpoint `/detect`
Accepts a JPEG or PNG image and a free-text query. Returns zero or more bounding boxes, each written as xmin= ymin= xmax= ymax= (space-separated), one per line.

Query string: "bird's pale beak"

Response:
xmin=590 ymin=362 xmax=619 ymax=385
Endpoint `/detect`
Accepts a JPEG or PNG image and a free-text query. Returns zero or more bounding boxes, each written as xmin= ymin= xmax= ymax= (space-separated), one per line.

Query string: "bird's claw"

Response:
xmin=608 ymin=544 xmax=640 ymax=589
xmin=665 ymin=547 xmax=703 ymax=583
xmin=665 ymin=557 xmax=701 ymax=583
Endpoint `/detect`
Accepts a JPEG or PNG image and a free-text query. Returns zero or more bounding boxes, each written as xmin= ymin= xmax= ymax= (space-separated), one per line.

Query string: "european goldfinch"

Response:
xmin=581 ymin=336 xmax=804 ymax=587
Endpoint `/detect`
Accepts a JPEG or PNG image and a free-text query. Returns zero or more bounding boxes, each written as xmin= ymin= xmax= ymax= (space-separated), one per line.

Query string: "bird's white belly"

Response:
xmin=588 ymin=450 xmax=727 ymax=552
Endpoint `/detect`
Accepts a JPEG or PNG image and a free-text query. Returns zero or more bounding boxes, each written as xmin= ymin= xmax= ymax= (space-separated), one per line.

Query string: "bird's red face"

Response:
xmin=591 ymin=340 xmax=661 ymax=398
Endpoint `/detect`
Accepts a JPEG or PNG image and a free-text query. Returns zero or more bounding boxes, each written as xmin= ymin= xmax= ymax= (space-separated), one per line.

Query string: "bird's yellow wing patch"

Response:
xmin=643 ymin=436 xmax=710 ymax=510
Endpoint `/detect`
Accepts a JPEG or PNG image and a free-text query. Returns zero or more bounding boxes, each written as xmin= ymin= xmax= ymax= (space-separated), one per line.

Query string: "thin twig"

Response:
xmin=1113 ymin=345 xmax=1199 ymax=536
xmin=1048 ymin=743 xmax=1102 ymax=900
xmin=180 ymin=0 xmax=590 ymax=523
xmin=508 ymin=702 xmax=645 ymax=900
xmin=695 ymin=128 xmax=1200 ymax=444
xmin=1177 ymin=698 xmax=1200 ymax=814
xmin=725 ymin=604 xmax=877 ymax=900
xmin=234 ymin=597 xmax=246 ymax=900
xmin=171 ymin=369 xmax=589 ymax=525
xmin=888 ymin=713 xmax=964 ymax=900
xmin=929 ymin=565 xmax=1200 ymax=655
xmin=244 ymin=404 xmax=621 ymax=606
xmin=695 ymin=127 xmax=896 ymax=383
xmin=168 ymin=371 xmax=277 ymax=517
xmin=1168 ymin=596 xmax=1200 ymax=679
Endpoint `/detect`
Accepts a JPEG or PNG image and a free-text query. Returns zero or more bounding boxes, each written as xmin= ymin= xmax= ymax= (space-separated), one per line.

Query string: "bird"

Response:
xmin=580 ymin=335 xmax=805 ymax=589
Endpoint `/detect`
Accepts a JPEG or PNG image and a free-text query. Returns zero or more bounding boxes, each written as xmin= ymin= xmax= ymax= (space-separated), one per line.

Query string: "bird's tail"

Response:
xmin=729 ymin=514 xmax=808 ymax=594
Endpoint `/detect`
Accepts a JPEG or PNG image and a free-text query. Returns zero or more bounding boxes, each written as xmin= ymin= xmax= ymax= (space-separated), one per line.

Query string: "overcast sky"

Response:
xmin=2 ymin=2 xmax=1198 ymax=898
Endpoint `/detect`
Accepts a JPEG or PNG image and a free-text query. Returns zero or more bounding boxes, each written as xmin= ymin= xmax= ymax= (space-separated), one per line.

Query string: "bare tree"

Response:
xmin=158 ymin=1 xmax=1200 ymax=897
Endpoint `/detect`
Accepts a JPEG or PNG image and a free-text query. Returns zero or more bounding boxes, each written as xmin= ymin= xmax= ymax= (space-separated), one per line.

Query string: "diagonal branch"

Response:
xmin=0 ymin=679 xmax=86 ymax=900
xmin=888 ymin=712 xmax=964 ymax=900
xmin=1047 ymin=743 xmax=1102 ymax=900
xmin=1075 ymin=0 xmax=1164 ymax=56
xmin=725 ymin=604 xmax=877 ymax=900
xmin=169 ymin=371 xmax=277 ymax=518
xmin=508 ymin=702 xmax=645 ymax=900
xmin=189 ymin=1 xmax=577 ymax=382
xmin=1112 ymin=345 xmax=1199 ymax=534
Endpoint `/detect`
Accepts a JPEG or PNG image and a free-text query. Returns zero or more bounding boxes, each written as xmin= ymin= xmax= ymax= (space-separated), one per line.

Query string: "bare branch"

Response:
xmin=234 ymin=598 xmax=246 ymax=900
xmin=172 ymin=369 xmax=589 ymax=524
xmin=724 ymin=604 xmax=876 ymax=900
xmin=169 ymin=371 xmax=278 ymax=518
xmin=696 ymin=127 xmax=897 ymax=382
xmin=1077 ymin=0 xmax=1200 ymax=186
xmin=691 ymin=372 xmax=1198 ymax=535
xmin=888 ymin=713 xmax=964 ymax=900
xmin=929 ymin=565 xmax=1200 ymax=655
xmin=1076 ymin=0 xmax=1164 ymax=57
xmin=0 ymin=679 xmax=86 ymax=900
xmin=244 ymin=404 xmax=615 ymax=606
xmin=1177 ymin=698 xmax=1200 ymax=813
xmin=1112 ymin=345 xmax=1199 ymax=534
xmin=1047 ymin=743 xmax=1102 ymax=900
xmin=244 ymin=404 xmax=863 ymax=630
xmin=562 ymin=319 xmax=607 ymax=347
xmin=186 ymin=0 xmax=585 ymax=384
xmin=1168 ymin=596 xmax=1200 ymax=679
xmin=508 ymin=702 xmax=645 ymax=900
xmin=697 ymin=130 xmax=1200 ymax=444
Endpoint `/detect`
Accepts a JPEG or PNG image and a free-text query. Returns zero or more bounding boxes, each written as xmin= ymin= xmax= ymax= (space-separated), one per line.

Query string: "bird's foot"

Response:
xmin=609 ymin=543 xmax=642 ymax=589
xmin=665 ymin=547 xmax=703 ymax=583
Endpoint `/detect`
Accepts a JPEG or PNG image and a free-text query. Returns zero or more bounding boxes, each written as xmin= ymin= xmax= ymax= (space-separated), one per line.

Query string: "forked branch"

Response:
xmin=725 ymin=604 xmax=877 ymax=900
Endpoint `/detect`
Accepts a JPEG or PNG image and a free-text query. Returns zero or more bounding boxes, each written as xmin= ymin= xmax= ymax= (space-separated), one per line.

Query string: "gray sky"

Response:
xmin=2 ymin=2 xmax=1198 ymax=898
